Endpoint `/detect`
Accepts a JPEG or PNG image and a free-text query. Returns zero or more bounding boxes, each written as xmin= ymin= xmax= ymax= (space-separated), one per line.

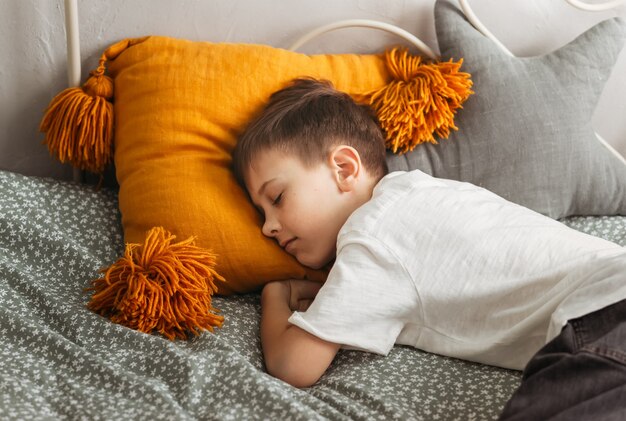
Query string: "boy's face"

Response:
xmin=245 ymin=149 xmax=354 ymax=269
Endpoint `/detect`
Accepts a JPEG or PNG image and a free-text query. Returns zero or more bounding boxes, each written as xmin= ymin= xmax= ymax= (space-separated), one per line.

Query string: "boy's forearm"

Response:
xmin=260 ymin=281 xmax=340 ymax=388
xmin=260 ymin=281 xmax=300 ymax=382
xmin=260 ymin=282 xmax=293 ymax=352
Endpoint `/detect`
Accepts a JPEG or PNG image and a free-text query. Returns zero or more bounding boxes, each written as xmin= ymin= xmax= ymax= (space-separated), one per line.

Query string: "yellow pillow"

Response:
xmin=106 ymin=36 xmax=391 ymax=295
xmin=41 ymin=35 xmax=469 ymax=299
xmin=40 ymin=32 xmax=470 ymax=339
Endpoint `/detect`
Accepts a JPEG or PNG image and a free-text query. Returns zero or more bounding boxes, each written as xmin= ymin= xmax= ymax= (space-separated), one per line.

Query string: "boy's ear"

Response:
xmin=329 ymin=145 xmax=361 ymax=192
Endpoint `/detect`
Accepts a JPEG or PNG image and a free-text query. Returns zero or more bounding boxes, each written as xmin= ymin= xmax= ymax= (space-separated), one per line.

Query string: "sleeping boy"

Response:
xmin=232 ymin=78 xmax=626 ymax=419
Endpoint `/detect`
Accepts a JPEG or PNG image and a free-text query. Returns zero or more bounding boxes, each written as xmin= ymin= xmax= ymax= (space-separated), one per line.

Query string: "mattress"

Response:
xmin=1 ymin=168 xmax=624 ymax=420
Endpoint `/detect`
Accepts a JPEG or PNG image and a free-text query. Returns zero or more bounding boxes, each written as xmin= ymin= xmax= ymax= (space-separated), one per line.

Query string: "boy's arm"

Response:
xmin=261 ymin=281 xmax=340 ymax=388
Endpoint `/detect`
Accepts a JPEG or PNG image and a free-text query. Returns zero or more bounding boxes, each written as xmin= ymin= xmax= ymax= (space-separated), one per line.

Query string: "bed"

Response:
xmin=2 ymin=0 xmax=626 ymax=419
xmin=1 ymin=168 xmax=624 ymax=419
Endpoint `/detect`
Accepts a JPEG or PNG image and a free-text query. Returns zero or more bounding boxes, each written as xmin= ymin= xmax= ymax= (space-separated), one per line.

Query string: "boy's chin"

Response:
xmin=296 ymin=254 xmax=333 ymax=271
xmin=296 ymin=258 xmax=320 ymax=270
xmin=303 ymin=261 xmax=324 ymax=270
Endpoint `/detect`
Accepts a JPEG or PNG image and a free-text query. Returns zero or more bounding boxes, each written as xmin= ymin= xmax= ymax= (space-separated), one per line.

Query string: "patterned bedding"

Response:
xmin=1 ymin=169 xmax=624 ymax=420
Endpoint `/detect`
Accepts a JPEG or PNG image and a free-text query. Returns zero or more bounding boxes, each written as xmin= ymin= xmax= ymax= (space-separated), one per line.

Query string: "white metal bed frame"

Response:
xmin=62 ymin=0 xmax=626 ymax=181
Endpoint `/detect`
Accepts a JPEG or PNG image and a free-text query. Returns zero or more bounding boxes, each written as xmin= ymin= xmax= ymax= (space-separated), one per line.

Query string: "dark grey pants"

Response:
xmin=499 ymin=299 xmax=626 ymax=421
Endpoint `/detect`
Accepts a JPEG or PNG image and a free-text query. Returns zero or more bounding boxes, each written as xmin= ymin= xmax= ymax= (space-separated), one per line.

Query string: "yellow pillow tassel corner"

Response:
xmin=360 ymin=48 xmax=474 ymax=154
xmin=87 ymin=226 xmax=227 ymax=340
xmin=39 ymin=37 xmax=147 ymax=174
xmin=39 ymin=52 xmax=114 ymax=174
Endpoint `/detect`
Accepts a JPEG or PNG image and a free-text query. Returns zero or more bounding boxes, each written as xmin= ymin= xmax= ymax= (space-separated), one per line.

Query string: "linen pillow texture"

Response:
xmin=108 ymin=38 xmax=395 ymax=294
xmin=386 ymin=0 xmax=626 ymax=218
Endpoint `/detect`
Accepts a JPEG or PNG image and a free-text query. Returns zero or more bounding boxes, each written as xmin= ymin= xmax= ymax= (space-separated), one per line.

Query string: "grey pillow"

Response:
xmin=386 ymin=0 xmax=626 ymax=218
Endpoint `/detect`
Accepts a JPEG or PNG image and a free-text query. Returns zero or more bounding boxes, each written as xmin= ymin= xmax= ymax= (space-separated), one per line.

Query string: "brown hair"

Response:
xmin=232 ymin=78 xmax=388 ymax=186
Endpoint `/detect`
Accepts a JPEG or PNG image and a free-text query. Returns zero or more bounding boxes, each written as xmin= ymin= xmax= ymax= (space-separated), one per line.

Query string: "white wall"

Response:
xmin=1 ymin=0 xmax=625 ymax=180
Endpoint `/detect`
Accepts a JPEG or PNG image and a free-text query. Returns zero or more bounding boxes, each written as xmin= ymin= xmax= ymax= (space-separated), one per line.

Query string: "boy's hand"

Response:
xmin=287 ymin=280 xmax=322 ymax=312
xmin=262 ymin=280 xmax=322 ymax=312
xmin=260 ymin=279 xmax=338 ymax=388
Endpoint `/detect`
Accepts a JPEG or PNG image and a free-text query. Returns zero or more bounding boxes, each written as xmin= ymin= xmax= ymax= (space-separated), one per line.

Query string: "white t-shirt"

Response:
xmin=288 ymin=170 xmax=626 ymax=370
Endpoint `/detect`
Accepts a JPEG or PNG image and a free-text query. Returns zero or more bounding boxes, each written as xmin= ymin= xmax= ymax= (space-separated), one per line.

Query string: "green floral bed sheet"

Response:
xmin=1 ymin=169 xmax=625 ymax=420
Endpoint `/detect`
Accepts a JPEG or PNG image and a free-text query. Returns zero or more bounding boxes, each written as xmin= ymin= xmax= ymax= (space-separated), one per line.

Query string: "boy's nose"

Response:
xmin=262 ymin=217 xmax=280 ymax=238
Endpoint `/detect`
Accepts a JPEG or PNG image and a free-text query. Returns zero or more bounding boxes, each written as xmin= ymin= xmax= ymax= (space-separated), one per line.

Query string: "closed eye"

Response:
xmin=272 ymin=193 xmax=283 ymax=206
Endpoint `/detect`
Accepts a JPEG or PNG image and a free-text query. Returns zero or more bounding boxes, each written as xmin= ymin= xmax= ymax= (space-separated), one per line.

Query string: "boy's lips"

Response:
xmin=281 ymin=237 xmax=297 ymax=252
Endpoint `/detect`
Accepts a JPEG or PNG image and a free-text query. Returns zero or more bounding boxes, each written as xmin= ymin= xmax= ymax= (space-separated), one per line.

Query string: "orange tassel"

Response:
xmin=358 ymin=48 xmax=473 ymax=154
xmin=40 ymin=53 xmax=114 ymax=174
xmin=87 ymin=227 xmax=227 ymax=340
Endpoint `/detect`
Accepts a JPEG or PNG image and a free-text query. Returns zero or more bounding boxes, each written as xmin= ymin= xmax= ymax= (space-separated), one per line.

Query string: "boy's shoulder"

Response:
xmin=369 ymin=169 xmax=452 ymax=208
xmin=338 ymin=169 xmax=509 ymax=247
xmin=339 ymin=170 xmax=438 ymax=239
xmin=333 ymin=170 xmax=449 ymax=276
xmin=373 ymin=169 xmax=453 ymax=194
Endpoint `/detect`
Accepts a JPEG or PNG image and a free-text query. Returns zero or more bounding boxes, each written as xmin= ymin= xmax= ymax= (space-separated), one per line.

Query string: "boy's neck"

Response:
xmin=351 ymin=171 xmax=380 ymax=210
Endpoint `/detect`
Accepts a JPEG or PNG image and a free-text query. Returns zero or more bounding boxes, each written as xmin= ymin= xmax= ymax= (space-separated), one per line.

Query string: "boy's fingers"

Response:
xmin=287 ymin=280 xmax=322 ymax=311
xmin=290 ymin=279 xmax=322 ymax=298
xmin=297 ymin=299 xmax=313 ymax=312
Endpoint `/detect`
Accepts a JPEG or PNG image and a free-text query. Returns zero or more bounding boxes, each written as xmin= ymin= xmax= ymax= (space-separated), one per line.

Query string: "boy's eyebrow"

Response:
xmin=251 ymin=178 xmax=277 ymax=215
xmin=257 ymin=178 xmax=277 ymax=196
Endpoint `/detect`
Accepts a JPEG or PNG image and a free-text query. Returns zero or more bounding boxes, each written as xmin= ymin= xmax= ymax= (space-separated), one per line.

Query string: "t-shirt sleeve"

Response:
xmin=288 ymin=233 xmax=419 ymax=355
